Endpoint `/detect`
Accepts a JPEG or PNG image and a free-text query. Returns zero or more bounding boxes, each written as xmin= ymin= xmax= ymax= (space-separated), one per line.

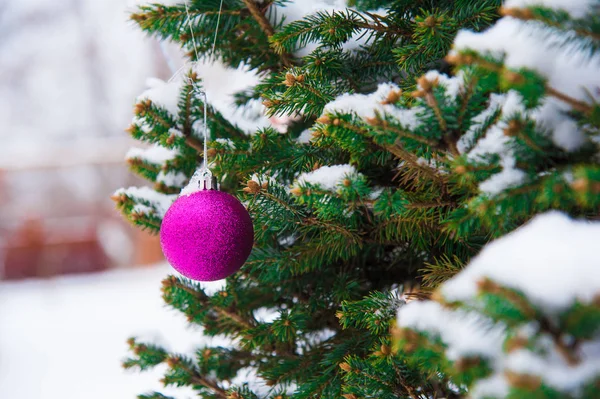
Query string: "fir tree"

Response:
xmin=115 ymin=1 xmax=599 ymax=398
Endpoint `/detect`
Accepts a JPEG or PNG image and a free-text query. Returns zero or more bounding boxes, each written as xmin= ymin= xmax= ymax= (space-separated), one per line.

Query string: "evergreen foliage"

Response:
xmin=396 ymin=213 xmax=600 ymax=398
xmin=115 ymin=1 xmax=600 ymax=398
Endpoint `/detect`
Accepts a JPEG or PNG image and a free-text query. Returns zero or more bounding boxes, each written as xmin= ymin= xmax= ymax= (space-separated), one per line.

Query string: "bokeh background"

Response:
xmin=0 ymin=0 xmax=167 ymax=279
xmin=0 ymin=1 xmax=218 ymax=397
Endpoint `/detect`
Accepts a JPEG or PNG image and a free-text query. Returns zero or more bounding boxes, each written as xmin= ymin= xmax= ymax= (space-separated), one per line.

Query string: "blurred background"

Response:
xmin=0 ymin=1 xmax=214 ymax=397
xmin=0 ymin=0 xmax=168 ymax=280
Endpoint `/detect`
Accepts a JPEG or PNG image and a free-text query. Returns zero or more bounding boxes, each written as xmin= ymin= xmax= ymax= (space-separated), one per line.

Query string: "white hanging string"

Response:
xmin=180 ymin=0 xmax=226 ymax=173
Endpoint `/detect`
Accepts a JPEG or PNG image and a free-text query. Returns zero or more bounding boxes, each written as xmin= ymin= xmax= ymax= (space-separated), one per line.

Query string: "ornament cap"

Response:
xmin=196 ymin=167 xmax=218 ymax=190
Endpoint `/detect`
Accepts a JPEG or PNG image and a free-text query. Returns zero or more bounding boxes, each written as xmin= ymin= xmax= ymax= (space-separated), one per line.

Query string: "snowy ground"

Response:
xmin=0 ymin=264 xmax=226 ymax=399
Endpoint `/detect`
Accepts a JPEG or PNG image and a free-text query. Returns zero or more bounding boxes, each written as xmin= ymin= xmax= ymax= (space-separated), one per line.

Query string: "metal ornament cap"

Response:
xmin=160 ymin=187 xmax=254 ymax=281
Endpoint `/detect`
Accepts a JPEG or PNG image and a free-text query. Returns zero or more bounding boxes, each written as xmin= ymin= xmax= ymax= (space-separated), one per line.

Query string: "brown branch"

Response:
xmin=391 ymin=361 xmax=421 ymax=399
xmin=406 ymin=201 xmax=456 ymax=209
xmin=126 ymin=158 xmax=160 ymax=173
xmin=185 ymin=136 xmax=204 ymax=153
xmin=329 ymin=118 xmax=449 ymax=194
xmin=190 ymin=375 xmax=228 ymax=398
xmin=302 ymin=217 xmax=362 ymax=244
xmin=179 ymin=362 xmax=228 ymax=399
xmin=240 ymin=0 xmax=294 ymax=68
xmin=546 ymin=86 xmax=593 ymax=115
xmin=355 ymin=21 xmax=411 ymax=36
xmin=387 ymin=143 xmax=446 ymax=185
xmin=132 ymin=9 xmax=241 ymax=23
xmin=500 ymin=6 xmax=600 ymax=41
xmin=379 ymin=125 xmax=441 ymax=148
xmin=423 ymin=92 xmax=461 ymax=156
xmin=539 ymin=316 xmax=581 ymax=366
xmin=457 ymin=76 xmax=478 ymax=129
xmin=258 ymin=191 xmax=301 ymax=217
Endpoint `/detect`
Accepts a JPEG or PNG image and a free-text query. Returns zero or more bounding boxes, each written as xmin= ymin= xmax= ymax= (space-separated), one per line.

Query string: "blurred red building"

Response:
xmin=0 ymin=0 xmax=174 ymax=280
xmin=0 ymin=153 xmax=164 ymax=280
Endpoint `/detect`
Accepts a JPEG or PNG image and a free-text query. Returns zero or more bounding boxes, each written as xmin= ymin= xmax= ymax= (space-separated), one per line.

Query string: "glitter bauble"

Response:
xmin=160 ymin=190 xmax=254 ymax=281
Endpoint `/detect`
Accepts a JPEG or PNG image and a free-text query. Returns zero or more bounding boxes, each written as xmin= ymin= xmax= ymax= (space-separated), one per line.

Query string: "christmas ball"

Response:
xmin=160 ymin=190 xmax=254 ymax=281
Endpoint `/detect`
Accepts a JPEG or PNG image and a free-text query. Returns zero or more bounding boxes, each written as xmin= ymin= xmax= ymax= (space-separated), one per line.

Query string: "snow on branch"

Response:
xmin=126 ymin=145 xmax=179 ymax=164
xmin=323 ymin=82 xmax=421 ymax=129
xmin=114 ymin=186 xmax=176 ymax=217
xmin=503 ymin=0 xmax=598 ymax=18
xmin=397 ymin=212 xmax=600 ymax=398
xmin=442 ymin=211 xmax=600 ymax=311
xmin=295 ymin=164 xmax=358 ymax=191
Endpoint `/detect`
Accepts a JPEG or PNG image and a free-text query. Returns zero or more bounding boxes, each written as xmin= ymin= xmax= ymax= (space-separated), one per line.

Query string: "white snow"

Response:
xmin=398 ymin=301 xmax=506 ymax=361
xmin=324 ymin=82 xmax=421 ymax=130
xmin=273 ymin=0 xmax=348 ymax=26
xmin=132 ymin=0 xmax=182 ymax=5
xmin=138 ymin=76 xmax=185 ymax=117
xmin=503 ymin=0 xmax=597 ymax=18
xmin=136 ymin=61 xmax=271 ymax=135
xmin=126 ymin=145 xmax=179 ymax=164
xmin=253 ymin=307 xmax=280 ymax=323
xmin=114 ymin=186 xmax=177 ymax=217
xmin=132 ymin=203 xmax=153 ymax=214
xmin=468 ymin=91 xmax=526 ymax=158
xmin=230 ymin=367 xmax=290 ymax=397
xmin=295 ymin=164 xmax=357 ymax=191
xmin=215 ymin=138 xmax=236 ymax=148
xmin=192 ymin=62 xmax=271 ymax=135
xmin=0 ymin=264 xmax=231 ymax=399
xmin=453 ymin=18 xmax=600 ymax=102
xmin=273 ymin=1 xmax=352 ymax=56
xmin=297 ymin=328 xmax=337 ymax=354
xmin=157 ymin=170 xmax=188 ymax=187
xmin=422 ymin=70 xmax=465 ymax=100
xmin=173 ymin=62 xmax=271 ymax=134
xmin=457 ymin=93 xmax=506 ymax=154
xmin=478 ymin=157 xmax=526 ymax=196
xmin=452 ymin=16 xmax=600 ymax=152
xmin=442 ymin=211 xmax=600 ymax=312
xmin=466 ymin=328 xmax=600 ymax=397
xmin=469 ymin=374 xmax=510 ymax=399
xmin=532 ymin=97 xmax=587 ymax=151
xmin=297 ymin=129 xmax=314 ymax=144
xmin=506 ymin=345 xmax=600 ymax=393
xmin=465 ymin=91 xmax=527 ymax=195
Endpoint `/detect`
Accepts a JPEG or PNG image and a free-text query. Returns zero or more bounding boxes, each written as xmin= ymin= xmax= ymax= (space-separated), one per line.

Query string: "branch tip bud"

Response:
xmin=243 ymin=180 xmax=261 ymax=194
xmin=339 ymin=362 xmax=352 ymax=372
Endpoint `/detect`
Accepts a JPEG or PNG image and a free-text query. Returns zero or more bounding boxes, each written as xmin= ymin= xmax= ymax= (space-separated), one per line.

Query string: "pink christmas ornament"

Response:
xmin=160 ymin=188 xmax=254 ymax=281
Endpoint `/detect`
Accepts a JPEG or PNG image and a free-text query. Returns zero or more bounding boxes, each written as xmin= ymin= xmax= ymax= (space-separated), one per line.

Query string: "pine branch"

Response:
xmin=387 ymin=143 xmax=447 ymax=186
xmin=163 ymin=276 xmax=255 ymax=330
xmin=478 ymin=278 xmax=580 ymax=365
xmin=240 ymin=0 xmax=294 ymax=68
xmin=168 ymin=356 xmax=228 ymax=399
xmin=448 ymin=53 xmax=594 ymax=115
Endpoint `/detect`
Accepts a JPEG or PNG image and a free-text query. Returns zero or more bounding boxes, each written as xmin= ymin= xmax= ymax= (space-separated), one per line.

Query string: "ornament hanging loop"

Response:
xmin=188 ymin=81 xmax=215 ymax=190
xmin=177 ymin=0 xmax=225 ymax=193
